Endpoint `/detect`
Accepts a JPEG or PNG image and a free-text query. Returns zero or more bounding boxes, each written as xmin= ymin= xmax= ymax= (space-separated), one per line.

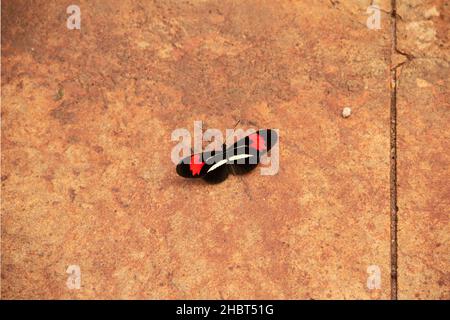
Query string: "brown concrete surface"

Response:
xmin=396 ymin=0 xmax=450 ymax=300
xmin=0 ymin=0 xmax=446 ymax=300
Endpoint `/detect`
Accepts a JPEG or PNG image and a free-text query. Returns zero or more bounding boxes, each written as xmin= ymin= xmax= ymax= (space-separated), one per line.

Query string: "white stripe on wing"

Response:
xmin=207 ymin=159 xmax=228 ymax=173
xmin=228 ymin=154 xmax=253 ymax=161
xmin=206 ymin=153 xmax=254 ymax=173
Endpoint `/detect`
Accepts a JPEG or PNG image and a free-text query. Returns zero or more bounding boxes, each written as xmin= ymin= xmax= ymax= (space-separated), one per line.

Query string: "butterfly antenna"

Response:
xmin=224 ymin=119 xmax=241 ymax=148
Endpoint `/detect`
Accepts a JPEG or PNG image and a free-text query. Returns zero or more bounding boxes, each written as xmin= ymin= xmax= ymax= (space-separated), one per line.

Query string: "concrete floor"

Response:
xmin=1 ymin=0 xmax=448 ymax=299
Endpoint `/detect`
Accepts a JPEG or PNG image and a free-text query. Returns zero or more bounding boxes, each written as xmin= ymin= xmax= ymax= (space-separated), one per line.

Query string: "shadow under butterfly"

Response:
xmin=176 ymin=129 xmax=278 ymax=184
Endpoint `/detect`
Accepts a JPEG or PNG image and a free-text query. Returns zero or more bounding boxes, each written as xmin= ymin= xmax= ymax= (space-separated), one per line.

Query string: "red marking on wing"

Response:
xmin=190 ymin=154 xmax=205 ymax=176
xmin=248 ymin=133 xmax=267 ymax=151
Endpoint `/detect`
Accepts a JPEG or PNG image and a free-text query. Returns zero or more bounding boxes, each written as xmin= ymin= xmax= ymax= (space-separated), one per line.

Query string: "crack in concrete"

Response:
xmin=395 ymin=48 xmax=415 ymax=61
xmin=392 ymin=47 xmax=415 ymax=71
xmin=390 ymin=0 xmax=399 ymax=301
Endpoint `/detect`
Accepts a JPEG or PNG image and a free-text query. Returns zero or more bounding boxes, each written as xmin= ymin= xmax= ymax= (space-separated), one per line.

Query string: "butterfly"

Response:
xmin=176 ymin=129 xmax=278 ymax=184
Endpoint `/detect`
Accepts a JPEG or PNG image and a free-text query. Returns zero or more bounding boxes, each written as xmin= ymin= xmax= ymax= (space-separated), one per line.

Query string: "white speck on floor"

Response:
xmin=342 ymin=107 xmax=352 ymax=118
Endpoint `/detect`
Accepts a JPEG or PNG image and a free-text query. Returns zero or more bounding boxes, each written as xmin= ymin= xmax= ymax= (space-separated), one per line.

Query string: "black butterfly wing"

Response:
xmin=176 ymin=151 xmax=213 ymax=178
xmin=226 ymin=129 xmax=278 ymax=175
xmin=176 ymin=149 xmax=229 ymax=183
xmin=202 ymin=161 xmax=229 ymax=184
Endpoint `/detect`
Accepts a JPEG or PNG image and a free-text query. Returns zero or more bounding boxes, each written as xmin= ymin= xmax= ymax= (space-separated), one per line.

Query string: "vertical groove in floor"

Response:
xmin=390 ymin=0 xmax=399 ymax=300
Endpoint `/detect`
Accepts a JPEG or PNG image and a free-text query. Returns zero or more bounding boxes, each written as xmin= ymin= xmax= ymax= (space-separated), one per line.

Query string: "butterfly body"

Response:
xmin=176 ymin=129 xmax=278 ymax=184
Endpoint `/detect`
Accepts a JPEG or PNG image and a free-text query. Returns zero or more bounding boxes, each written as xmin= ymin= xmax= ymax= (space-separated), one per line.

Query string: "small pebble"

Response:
xmin=342 ymin=107 xmax=352 ymax=118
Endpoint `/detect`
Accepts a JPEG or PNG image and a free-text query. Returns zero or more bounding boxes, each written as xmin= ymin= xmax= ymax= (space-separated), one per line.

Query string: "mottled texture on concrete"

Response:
xmin=397 ymin=0 xmax=449 ymax=60
xmin=2 ymin=0 xmax=392 ymax=299
xmin=397 ymin=0 xmax=450 ymax=300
